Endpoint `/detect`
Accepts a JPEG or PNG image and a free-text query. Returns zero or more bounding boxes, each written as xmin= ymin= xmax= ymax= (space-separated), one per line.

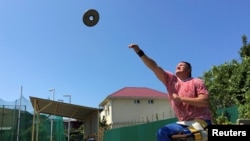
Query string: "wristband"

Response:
xmin=137 ymin=50 xmax=145 ymax=57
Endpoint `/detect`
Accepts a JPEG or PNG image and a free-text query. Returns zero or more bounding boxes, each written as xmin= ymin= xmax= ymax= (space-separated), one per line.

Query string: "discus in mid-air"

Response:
xmin=83 ymin=9 xmax=99 ymax=27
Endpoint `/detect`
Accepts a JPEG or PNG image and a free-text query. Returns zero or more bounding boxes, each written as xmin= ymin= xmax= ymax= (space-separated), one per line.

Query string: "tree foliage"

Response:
xmin=100 ymin=116 xmax=110 ymax=130
xmin=202 ymin=35 xmax=250 ymax=124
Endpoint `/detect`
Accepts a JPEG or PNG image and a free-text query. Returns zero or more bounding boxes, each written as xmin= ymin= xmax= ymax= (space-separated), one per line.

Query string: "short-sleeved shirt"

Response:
xmin=163 ymin=71 xmax=212 ymax=121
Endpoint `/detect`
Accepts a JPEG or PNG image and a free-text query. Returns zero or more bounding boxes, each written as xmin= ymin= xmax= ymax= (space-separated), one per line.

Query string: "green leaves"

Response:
xmin=202 ymin=35 xmax=250 ymax=123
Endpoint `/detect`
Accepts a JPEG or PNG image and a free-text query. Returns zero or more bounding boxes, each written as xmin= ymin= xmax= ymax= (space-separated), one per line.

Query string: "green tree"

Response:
xmin=99 ymin=116 xmax=109 ymax=130
xmin=202 ymin=35 xmax=250 ymax=123
xmin=236 ymin=35 xmax=250 ymax=119
xmin=233 ymin=35 xmax=250 ymax=119
xmin=203 ymin=60 xmax=239 ymax=123
xmin=239 ymin=35 xmax=250 ymax=58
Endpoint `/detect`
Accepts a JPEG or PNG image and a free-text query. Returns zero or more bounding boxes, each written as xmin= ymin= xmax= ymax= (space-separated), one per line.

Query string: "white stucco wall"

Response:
xmin=100 ymin=98 xmax=175 ymax=128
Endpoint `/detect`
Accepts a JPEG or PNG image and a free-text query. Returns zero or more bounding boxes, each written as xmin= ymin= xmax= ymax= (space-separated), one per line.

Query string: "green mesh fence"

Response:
xmin=0 ymin=105 xmax=66 ymax=141
xmin=103 ymin=106 xmax=239 ymax=141
xmin=33 ymin=115 xmax=66 ymax=141
xmin=104 ymin=118 xmax=178 ymax=141
xmin=216 ymin=105 xmax=239 ymax=123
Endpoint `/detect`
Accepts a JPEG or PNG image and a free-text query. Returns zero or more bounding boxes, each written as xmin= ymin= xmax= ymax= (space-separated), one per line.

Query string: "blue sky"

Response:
xmin=0 ymin=0 xmax=249 ymax=108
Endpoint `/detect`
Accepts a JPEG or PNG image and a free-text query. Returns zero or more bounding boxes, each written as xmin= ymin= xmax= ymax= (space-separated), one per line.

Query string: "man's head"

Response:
xmin=175 ymin=61 xmax=192 ymax=79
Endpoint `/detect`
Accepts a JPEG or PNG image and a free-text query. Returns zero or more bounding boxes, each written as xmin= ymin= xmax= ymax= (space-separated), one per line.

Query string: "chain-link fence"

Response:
xmin=0 ymin=105 xmax=66 ymax=141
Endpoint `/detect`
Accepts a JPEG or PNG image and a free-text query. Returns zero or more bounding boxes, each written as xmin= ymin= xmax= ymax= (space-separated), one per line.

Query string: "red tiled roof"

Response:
xmin=107 ymin=87 xmax=168 ymax=98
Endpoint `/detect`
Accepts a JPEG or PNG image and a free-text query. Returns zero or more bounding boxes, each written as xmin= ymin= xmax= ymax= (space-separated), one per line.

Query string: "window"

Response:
xmin=134 ymin=99 xmax=140 ymax=104
xmin=105 ymin=105 xmax=110 ymax=116
xmin=148 ymin=99 xmax=154 ymax=104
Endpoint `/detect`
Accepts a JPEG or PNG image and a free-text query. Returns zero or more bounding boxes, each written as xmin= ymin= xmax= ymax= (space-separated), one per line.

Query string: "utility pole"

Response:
xmin=63 ymin=95 xmax=71 ymax=141
xmin=49 ymin=88 xmax=55 ymax=141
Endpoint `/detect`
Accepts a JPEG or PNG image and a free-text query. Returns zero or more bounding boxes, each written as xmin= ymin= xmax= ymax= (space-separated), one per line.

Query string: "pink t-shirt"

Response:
xmin=163 ymin=71 xmax=212 ymax=121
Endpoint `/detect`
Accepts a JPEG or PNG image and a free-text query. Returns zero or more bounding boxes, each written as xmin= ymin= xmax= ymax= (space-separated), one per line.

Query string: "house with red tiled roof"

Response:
xmin=99 ymin=87 xmax=175 ymax=129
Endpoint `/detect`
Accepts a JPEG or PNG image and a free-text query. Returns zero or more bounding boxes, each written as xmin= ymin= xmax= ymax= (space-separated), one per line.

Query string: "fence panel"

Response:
xmin=104 ymin=118 xmax=178 ymax=141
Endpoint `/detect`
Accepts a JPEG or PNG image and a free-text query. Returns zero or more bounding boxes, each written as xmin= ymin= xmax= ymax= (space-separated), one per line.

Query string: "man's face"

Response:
xmin=175 ymin=62 xmax=189 ymax=75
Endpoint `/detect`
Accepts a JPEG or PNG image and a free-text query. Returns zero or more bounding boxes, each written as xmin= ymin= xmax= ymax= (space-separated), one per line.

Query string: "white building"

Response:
xmin=99 ymin=87 xmax=175 ymax=129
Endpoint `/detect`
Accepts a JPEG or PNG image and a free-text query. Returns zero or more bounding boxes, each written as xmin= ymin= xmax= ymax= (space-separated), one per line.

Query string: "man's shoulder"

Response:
xmin=164 ymin=70 xmax=174 ymax=75
xmin=163 ymin=70 xmax=177 ymax=78
xmin=192 ymin=77 xmax=204 ymax=82
xmin=190 ymin=78 xmax=206 ymax=85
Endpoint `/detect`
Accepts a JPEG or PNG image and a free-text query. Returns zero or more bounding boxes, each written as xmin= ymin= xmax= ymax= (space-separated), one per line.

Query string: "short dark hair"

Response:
xmin=180 ymin=61 xmax=192 ymax=77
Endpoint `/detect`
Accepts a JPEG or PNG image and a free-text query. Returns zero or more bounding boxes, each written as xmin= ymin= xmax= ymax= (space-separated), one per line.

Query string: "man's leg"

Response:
xmin=156 ymin=123 xmax=186 ymax=141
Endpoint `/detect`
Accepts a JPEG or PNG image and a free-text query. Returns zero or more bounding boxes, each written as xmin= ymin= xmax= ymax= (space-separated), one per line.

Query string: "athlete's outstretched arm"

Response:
xmin=128 ymin=43 xmax=166 ymax=85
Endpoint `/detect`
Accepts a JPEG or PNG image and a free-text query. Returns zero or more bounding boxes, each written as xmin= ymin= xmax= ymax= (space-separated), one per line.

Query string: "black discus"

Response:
xmin=83 ymin=9 xmax=99 ymax=27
